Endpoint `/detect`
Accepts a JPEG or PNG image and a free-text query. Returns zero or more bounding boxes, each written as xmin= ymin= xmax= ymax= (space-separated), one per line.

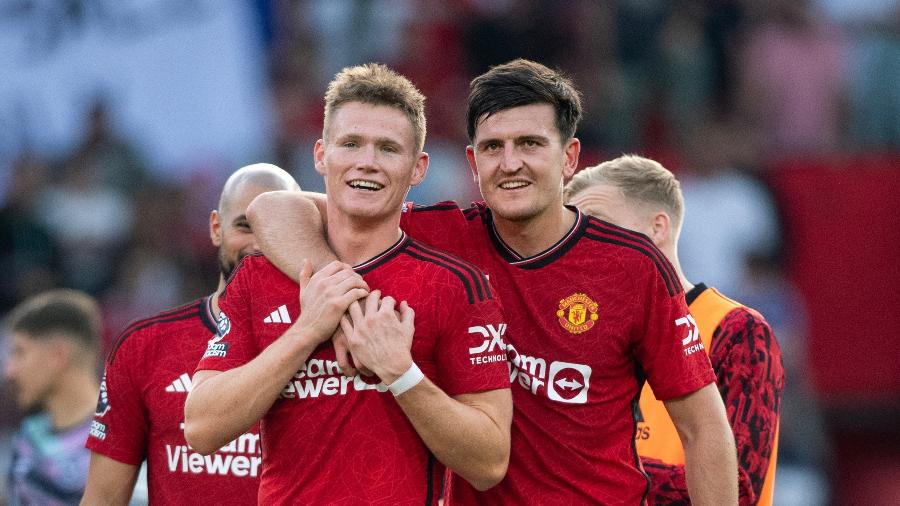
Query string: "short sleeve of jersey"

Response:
xmin=195 ymin=261 xmax=258 ymax=373
xmin=85 ymin=340 xmax=148 ymax=466
xmin=434 ymin=276 xmax=511 ymax=397
xmin=634 ymin=269 xmax=715 ymax=400
xmin=399 ymin=201 xmax=472 ymax=259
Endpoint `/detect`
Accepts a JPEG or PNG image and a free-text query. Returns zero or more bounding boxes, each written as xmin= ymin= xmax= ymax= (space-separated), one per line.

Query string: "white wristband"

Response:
xmin=387 ymin=362 xmax=424 ymax=397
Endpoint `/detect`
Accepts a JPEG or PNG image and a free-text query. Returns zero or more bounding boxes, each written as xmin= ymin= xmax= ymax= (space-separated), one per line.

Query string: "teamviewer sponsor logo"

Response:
xmin=468 ymin=324 xmax=508 ymax=366
xmin=547 ymin=361 xmax=592 ymax=404
xmin=507 ymin=344 xmax=592 ymax=404
xmin=168 ymin=428 xmax=261 ymax=478
xmin=279 ymin=358 xmax=389 ymax=399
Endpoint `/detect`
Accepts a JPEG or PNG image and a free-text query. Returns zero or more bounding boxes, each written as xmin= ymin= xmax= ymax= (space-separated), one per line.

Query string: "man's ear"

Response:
xmin=466 ymin=145 xmax=478 ymax=184
xmin=409 ymin=152 xmax=430 ymax=187
xmin=649 ymin=211 xmax=671 ymax=247
xmin=561 ymin=137 xmax=581 ymax=182
xmin=209 ymin=210 xmax=222 ymax=247
xmin=313 ymin=139 xmax=327 ymax=176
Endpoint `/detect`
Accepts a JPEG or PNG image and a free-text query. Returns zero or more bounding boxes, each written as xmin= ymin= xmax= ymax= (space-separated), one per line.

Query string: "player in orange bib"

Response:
xmin=566 ymin=155 xmax=785 ymax=505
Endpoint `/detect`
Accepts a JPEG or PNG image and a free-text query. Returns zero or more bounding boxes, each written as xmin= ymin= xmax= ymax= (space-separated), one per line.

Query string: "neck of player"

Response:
xmin=326 ymin=211 xmax=403 ymax=267
xmin=493 ymin=204 xmax=578 ymax=258
xmin=45 ymin=369 xmax=99 ymax=430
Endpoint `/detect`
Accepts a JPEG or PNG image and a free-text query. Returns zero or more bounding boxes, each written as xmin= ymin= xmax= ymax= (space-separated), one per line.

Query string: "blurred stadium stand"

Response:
xmin=0 ymin=1 xmax=897 ymax=504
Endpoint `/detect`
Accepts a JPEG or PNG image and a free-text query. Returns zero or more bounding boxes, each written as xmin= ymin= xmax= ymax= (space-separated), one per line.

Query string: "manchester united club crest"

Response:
xmin=557 ymin=293 xmax=599 ymax=334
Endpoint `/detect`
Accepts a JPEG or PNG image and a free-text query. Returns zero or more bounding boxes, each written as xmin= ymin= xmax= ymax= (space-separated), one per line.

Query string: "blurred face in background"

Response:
xmin=566 ymin=183 xmax=656 ymax=240
xmin=210 ymin=185 xmax=268 ymax=280
xmin=4 ymin=332 xmax=66 ymax=411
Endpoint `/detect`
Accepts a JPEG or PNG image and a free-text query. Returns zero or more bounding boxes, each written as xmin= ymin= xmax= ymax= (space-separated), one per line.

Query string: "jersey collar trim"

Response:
xmin=200 ymin=295 xmax=218 ymax=334
xmin=685 ymin=282 xmax=708 ymax=306
xmin=487 ymin=206 xmax=586 ymax=269
xmin=354 ymin=232 xmax=410 ymax=275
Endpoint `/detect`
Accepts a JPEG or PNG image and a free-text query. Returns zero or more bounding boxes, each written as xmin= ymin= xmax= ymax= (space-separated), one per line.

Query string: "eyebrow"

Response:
xmin=476 ymin=134 xmax=551 ymax=150
xmin=231 ymin=214 xmax=248 ymax=225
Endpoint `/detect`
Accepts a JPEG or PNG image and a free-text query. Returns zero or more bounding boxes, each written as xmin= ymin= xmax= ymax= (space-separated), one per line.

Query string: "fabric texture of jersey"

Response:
xmin=195 ymin=233 xmax=510 ymax=505
xmin=400 ymin=201 xmax=716 ymax=505
xmin=85 ymin=297 xmax=261 ymax=505
xmin=639 ymin=283 xmax=785 ymax=505
xmin=8 ymin=413 xmax=91 ymax=505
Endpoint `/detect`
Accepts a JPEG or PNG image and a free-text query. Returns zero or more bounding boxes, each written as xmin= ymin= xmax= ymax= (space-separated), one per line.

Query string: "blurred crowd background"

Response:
xmin=1 ymin=0 xmax=898 ymax=504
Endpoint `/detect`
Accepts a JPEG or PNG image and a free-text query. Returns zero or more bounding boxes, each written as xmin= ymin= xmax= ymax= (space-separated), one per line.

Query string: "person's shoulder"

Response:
xmin=225 ymin=253 xmax=294 ymax=287
xmin=580 ymin=215 xmax=682 ymax=296
xmin=401 ymin=238 xmax=494 ymax=305
xmin=717 ymin=303 xmax=775 ymax=341
xmin=403 ymin=200 xmax=487 ymax=221
xmin=106 ymin=298 xmax=207 ymax=364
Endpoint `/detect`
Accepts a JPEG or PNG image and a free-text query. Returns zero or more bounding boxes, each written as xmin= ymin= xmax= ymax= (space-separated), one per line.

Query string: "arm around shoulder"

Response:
xmin=247 ymin=190 xmax=334 ymax=273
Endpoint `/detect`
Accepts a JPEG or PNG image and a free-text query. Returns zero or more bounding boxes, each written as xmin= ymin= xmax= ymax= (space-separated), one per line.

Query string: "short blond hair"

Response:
xmin=565 ymin=154 xmax=685 ymax=229
xmin=323 ymin=63 xmax=427 ymax=152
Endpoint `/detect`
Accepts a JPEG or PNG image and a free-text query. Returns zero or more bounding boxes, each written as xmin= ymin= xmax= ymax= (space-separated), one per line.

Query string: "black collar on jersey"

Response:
xmin=200 ymin=295 xmax=218 ymax=334
xmin=685 ymin=282 xmax=708 ymax=306
xmin=353 ymin=232 xmax=411 ymax=275
xmin=486 ymin=205 xmax=587 ymax=269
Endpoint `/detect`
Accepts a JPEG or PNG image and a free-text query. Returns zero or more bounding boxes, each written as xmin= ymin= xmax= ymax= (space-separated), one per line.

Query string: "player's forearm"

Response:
xmin=80 ymin=453 xmax=139 ymax=506
xmin=184 ymin=326 xmax=320 ymax=454
xmin=681 ymin=414 xmax=738 ymax=505
xmin=247 ymin=190 xmax=335 ymax=272
xmin=395 ymin=381 xmax=512 ymax=491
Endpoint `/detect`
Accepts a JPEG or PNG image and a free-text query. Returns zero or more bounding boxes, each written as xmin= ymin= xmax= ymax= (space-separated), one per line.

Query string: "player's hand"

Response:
xmin=343 ymin=291 xmax=415 ymax=385
xmin=332 ymin=321 xmax=373 ymax=377
xmin=293 ymin=259 xmax=368 ymax=345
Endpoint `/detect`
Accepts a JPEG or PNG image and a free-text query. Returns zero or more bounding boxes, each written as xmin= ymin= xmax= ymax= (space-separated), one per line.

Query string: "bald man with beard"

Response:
xmin=81 ymin=164 xmax=300 ymax=505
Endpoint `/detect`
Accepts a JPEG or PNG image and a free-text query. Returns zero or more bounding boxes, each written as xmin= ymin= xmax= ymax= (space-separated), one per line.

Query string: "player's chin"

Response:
xmin=490 ymin=200 xmax=539 ymax=222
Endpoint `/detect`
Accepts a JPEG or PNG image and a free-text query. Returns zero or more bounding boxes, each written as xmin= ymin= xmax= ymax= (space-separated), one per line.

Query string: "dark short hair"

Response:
xmin=7 ymin=289 xmax=101 ymax=350
xmin=466 ymin=58 xmax=582 ymax=143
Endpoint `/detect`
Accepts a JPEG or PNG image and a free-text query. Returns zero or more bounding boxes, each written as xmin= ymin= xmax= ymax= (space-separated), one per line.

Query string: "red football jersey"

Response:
xmin=400 ymin=202 xmax=716 ymax=505
xmin=196 ymin=233 xmax=511 ymax=505
xmin=86 ymin=297 xmax=261 ymax=505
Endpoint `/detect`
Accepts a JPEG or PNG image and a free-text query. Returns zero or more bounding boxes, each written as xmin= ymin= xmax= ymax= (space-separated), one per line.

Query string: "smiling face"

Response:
xmin=315 ymin=101 xmax=428 ymax=223
xmin=466 ymin=103 xmax=579 ymax=225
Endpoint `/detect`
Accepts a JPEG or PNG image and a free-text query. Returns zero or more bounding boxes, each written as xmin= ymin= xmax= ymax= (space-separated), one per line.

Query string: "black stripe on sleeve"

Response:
xmin=586 ymin=220 xmax=680 ymax=291
xmin=408 ymin=241 xmax=492 ymax=300
xmin=583 ymin=233 xmax=678 ymax=296
xmin=108 ymin=307 xmax=201 ymax=364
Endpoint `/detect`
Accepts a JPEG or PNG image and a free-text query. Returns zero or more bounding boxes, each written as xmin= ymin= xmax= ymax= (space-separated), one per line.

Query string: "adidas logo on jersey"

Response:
xmin=264 ymin=305 xmax=291 ymax=324
xmin=165 ymin=373 xmax=193 ymax=393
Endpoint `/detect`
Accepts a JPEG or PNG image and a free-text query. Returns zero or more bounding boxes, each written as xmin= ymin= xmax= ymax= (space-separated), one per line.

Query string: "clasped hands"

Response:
xmin=295 ymin=259 xmax=415 ymax=384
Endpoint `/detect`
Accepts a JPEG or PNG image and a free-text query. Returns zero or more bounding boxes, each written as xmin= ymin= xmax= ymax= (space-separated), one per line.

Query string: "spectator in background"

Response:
xmin=566 ymin=155 xmax=785 ymax=505
xmin=0 ymin=154 xmax=61 ymax=314
xmin=69 ymin=100 xmax=148 ymax=198
xmin=35 ymin=152 xmax=133 ymax=295
xmin=738 ymin=0 xmax=848 ymax=156
xmin=676 ymin=118 xmax=781 ymax=296
xmin=3 ymin=289 xmax=102 ymax=505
